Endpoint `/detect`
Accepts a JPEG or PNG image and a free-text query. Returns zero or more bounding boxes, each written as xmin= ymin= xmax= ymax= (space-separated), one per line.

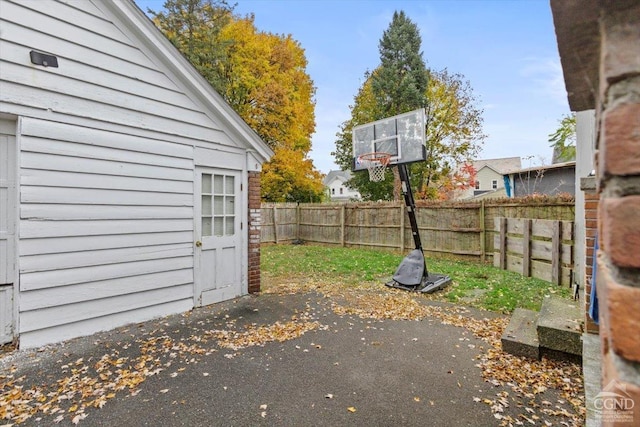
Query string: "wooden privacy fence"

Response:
xmin=261 ymin=201 xmax=575 ymax=266
xmin=493 ymin=217 xmax=574 ymax=286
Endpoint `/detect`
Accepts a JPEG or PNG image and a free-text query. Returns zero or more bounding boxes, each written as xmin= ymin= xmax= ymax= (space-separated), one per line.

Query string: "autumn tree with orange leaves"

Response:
xmin=425 ymin=162 xmax=477 ymax=200
xmin=149 ymin=0 xmax=325 ymax=202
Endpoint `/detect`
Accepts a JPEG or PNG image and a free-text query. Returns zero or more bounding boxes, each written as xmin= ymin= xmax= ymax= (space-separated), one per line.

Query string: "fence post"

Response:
xmin=499 ymin=217 xmax=507 ymax=269
xmin=273 ymin=205 xmax=278 ymax=243
xmin=340 ymin=204 xmax=346 ymax=247
xmin=399 ymin=203 xmax=405 ymax=251
xmin=551 ymin=220 xmax=562 ymax=285
xmin=479 ymin=200 xmax=486 ymax=262
xmin=296 ymin=203 xmax=300 ymax=241
xmin=522 ymin=219 xmax=532 ymax=277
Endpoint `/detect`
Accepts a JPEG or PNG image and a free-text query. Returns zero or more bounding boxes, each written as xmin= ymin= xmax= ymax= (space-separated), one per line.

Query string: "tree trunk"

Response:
xmin=393 ymin=167 xmax=402 ymax=201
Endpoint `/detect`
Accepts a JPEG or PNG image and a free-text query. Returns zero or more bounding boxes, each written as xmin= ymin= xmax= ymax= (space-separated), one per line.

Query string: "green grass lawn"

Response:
xmin=261 ymin=244 xmax=572 ymax=313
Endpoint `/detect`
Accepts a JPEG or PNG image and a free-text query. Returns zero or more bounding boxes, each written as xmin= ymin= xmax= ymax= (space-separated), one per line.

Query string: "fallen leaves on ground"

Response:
xmin=207 ymin=314 xmax=322 ymax=350
xmin=0 ymin=342 xmax=165 ymax=424
xmin=1 ymin=277 xmax=584 ymax=426
xmin=0 ymin=304 xmax=322 ymax=425
xmin=265 ymin=278 xmax=585 ymax=426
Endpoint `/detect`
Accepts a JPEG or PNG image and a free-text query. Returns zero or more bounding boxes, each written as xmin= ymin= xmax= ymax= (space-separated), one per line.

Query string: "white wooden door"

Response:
xmin=194 ymin=168 xmax=242 ymax=307
xmin=0 ymin=120 xmax=16 ymax=344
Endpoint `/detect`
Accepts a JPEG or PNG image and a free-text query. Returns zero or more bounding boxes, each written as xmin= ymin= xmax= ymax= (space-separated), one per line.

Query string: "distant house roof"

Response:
xmin=472 ymin=157 xmax=522 ymax=175
xmin=323 ymin=170 xmax=353 ymax=186
xmin=511 ymin=160 xmax=576 ymax=175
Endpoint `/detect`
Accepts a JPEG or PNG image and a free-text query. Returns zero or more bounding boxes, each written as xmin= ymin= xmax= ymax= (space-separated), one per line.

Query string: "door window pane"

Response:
xmin=214 ymin=217 xmax=224 ymax=236
xmin=225 ymin=176 xmax=235 ymax=194
xmin=202 ymin=195 xmax=212 ymax=215
xmin=214 ymin=196 xmax=224 ymax=215
xmin=202 ymin=174 xmax=212 ymax=194
xmin=214 ymin=175 xmax=224 ymax=194
xmin=225 ymin=217 xmax=234 ymax=235
xmin=202 ymin=217 xmax=212 ymax=236
xmin=225 ymin=196 xmax=234 ymax=214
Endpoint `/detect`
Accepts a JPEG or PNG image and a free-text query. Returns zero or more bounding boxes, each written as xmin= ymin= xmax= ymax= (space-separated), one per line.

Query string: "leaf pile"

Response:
xmin=206 ymin=315 xmax=323 ymax=350
xmin=0 ymin=347 xmax=165 ymax=425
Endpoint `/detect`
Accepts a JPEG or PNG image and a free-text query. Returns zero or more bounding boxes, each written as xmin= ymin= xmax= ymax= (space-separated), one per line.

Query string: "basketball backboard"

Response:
xmin=352 ymin=108 xmax=426 ymax=171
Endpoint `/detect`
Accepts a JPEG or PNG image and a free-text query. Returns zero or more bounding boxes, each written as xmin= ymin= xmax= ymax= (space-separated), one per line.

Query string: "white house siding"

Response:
xmin=1 ymin=1 xmax=227 ymax=143
xmin=17 ymin=118 xmax=195 ymax=347
xmin=0 ymin=0 xmax=259 ymax=347
xmin=328 ymin=178 xmax=360 ymax=201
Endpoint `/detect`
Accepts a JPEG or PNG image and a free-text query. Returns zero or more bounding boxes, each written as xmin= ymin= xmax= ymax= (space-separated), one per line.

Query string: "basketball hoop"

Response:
xmin=357 ymin=152 xmax=391 ymax=182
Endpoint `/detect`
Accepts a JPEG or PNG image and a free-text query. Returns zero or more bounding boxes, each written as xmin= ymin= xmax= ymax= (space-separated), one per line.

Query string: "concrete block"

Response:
xmin=537 ymin=297 xmax=583 ymax=356
xmin=501 ymin=308 xmax=540 ymax=360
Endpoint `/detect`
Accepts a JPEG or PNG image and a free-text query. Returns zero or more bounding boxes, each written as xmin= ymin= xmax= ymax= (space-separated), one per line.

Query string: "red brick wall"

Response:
xmin=248 ymin=171 xmax=262 ymax=293
xmin=594 ymin=4 xmax=640 ymax=425
xmin=583 ymin=190 xmax=599 ymax=334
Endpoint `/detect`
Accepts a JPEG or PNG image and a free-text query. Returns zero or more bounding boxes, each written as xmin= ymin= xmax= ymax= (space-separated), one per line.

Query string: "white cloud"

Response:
xmin=519 ymin=57 xmax=568 ymax=107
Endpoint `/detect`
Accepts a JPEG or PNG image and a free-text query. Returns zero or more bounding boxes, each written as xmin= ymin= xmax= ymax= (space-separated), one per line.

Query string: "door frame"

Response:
xmin=193 ymin=165 xmax=246 ymax=307
xmin=0 ymin=117 xmax=18 ymax=345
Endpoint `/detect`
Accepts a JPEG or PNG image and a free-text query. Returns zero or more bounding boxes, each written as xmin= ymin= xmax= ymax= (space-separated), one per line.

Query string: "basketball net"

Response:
xmin=358 ymin=152 xmax=391 ymax=182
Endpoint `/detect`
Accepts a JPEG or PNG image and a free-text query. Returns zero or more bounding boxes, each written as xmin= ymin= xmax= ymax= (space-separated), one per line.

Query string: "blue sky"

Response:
xmin=137 ymin=0 xmax=570 ymax=173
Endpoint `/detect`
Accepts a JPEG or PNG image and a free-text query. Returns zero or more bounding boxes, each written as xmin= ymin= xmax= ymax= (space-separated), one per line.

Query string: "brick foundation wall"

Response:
xmin=248 ymin=171 xmax=262 ymax=294
xmin=594 ymin=4 xmax=640 ymax=425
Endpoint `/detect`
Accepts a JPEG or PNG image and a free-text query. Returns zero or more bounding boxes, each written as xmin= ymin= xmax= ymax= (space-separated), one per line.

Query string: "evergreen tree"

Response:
xmin=371 ymin=10 xmax=428 ymax=117
xmin=370 ymin=10 xmax=429 ymax=199
xmin=334 ymin=68 xmax=486 ymax=201
xmin=148 ymin=0 xmax=234 ymax=95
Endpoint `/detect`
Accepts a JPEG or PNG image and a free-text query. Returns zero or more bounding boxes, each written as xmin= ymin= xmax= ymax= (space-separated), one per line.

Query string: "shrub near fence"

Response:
xmin=261 ymin=199 xmax=575 ymax=265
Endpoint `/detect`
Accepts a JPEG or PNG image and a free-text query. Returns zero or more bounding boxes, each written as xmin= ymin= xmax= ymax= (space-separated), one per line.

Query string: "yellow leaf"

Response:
xmin=413 ymin=397 xmax=420 ymax=402
xmin=347 ymin=407 xmax=356 ymax=413
xmin=69 ymin=404 xmax=78 ymax=413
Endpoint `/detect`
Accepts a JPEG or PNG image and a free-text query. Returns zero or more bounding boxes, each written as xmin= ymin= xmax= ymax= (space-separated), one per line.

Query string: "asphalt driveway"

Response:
xmin=0 ymin=288 xmax=583 ymax=426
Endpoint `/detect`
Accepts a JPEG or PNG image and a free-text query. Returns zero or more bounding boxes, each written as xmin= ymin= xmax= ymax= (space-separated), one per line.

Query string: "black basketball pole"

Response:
xmin=386 ymin=163 xmax=451 ymax=293
xmin=397 ymin=163 xmax=422 ymax=251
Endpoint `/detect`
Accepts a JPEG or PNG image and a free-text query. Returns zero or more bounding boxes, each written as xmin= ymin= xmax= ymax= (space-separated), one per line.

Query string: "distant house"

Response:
xmin=323 ymin=170 xmax=361 ymax=201
xmin=510 ymin=161 xmax=576 ymax=197
xmin=455 ymin=157 xmax=522 ymax=199
xmin=0 ymin=0 xmax=273 ymax=348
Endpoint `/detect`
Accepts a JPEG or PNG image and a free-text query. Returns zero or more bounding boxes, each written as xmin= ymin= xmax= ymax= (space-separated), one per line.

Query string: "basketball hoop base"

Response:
xmin=384 ymin=248 xmax=451 ymax=294
xmin=385 ymin=273 xmax=451 ymax=294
